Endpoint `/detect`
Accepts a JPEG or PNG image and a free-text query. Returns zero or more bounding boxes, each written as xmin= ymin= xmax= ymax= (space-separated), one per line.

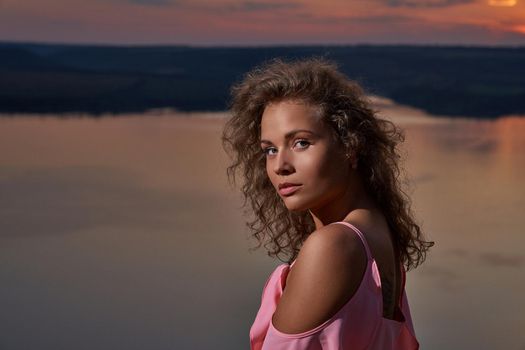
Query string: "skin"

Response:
xmin=259 ymin=99 xmax=401 ymax=334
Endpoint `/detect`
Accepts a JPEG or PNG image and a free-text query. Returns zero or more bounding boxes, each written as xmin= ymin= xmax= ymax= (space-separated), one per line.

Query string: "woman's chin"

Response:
xmin=282 ymin=198 xmax=309 ymax=212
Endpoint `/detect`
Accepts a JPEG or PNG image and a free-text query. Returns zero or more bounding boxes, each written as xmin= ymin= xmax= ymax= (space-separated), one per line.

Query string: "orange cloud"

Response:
xmin=488 ymin=0 xmax=517 ymax=6
xmin=511 ymin=24 xmax=525 ymax=33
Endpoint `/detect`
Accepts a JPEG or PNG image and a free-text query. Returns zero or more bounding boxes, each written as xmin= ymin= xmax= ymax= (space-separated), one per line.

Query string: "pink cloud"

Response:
xmin=0 ymin=0 xmax=523 ymax=45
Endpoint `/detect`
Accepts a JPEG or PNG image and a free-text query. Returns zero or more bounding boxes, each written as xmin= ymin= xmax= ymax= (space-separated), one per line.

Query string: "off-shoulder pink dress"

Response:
xmin=249 ymin=221 xmax=419 ymax=350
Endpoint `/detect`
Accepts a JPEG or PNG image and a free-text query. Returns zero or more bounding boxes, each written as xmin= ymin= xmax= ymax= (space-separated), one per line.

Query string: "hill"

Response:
xmin=1 ymin=42 xmax=524 ymax=118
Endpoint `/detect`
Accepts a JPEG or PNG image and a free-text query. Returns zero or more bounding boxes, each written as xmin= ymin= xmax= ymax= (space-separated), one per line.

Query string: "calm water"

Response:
xmin=0 ymin=110 xmax=524 ymax=350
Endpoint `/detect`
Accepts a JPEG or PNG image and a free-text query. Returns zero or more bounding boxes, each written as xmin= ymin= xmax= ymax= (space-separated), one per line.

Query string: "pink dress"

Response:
xmin=249 ymin=221 xmax=419 ymax=350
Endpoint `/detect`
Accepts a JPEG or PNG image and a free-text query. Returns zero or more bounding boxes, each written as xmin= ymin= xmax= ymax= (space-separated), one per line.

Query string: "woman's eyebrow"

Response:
xmin=260 ymin=129 xmax=316 ymax=145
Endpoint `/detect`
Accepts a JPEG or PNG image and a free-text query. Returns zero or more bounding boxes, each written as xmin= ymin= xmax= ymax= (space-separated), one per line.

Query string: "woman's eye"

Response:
xmin=294 ymin=140 xmax=310 ymax=149
xmin=263 ymin=147 xmax=276 ymax=156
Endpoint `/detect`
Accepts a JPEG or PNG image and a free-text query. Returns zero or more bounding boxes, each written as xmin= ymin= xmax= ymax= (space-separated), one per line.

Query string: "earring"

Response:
xmin=345 ymin=153 xmax=357 ymax=170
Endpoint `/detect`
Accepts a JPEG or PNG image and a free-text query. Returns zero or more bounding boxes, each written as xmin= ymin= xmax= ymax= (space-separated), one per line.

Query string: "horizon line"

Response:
xmin=1 ymin=40 xmax=524 ymax=50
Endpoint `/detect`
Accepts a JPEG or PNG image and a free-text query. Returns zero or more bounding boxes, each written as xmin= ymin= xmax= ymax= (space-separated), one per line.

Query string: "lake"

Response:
xmin=1 ymin=101 xmax=524 ymax=350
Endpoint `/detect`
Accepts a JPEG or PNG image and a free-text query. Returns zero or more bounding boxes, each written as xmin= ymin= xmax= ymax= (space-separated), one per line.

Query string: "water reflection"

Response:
xmin=479 ymin=252 xmax=525 ymax=268
xmin=0 ymin=111 xmax=524 ymax=350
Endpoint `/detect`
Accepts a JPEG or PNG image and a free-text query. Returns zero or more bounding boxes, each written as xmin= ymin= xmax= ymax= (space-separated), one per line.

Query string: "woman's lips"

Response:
xmin=278 ymin=185 xmax=302 ymax=196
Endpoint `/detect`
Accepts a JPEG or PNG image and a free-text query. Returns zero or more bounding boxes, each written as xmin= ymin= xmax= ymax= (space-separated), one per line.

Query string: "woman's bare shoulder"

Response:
xmin=271 ymin=223 xmax=368 ymax=335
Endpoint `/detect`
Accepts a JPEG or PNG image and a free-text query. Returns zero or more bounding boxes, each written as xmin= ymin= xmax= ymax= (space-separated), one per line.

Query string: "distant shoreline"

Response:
xmin=2 ymin=95 xmax=523 ymax=122
xmin=1 ymin=43 xmax=524 ymax=118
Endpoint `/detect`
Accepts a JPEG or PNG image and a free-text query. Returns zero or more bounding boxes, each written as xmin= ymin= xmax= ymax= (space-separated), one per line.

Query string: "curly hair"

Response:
xmin=221 ymin=57 xmax=434 ymax=271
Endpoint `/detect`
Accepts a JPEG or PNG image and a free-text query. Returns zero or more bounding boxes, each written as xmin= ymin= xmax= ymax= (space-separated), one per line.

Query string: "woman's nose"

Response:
xmin=273 ymin=149 xmax=294 ymax=175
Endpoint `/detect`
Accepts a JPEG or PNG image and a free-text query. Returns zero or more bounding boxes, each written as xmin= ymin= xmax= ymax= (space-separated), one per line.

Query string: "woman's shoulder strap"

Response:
xmin=330 ymin=221 xmax=372 ymax=260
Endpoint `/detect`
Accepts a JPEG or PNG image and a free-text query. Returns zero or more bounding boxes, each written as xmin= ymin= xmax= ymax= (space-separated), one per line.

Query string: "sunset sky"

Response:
xmin=0 ymin=0 xmax=524 ymax=46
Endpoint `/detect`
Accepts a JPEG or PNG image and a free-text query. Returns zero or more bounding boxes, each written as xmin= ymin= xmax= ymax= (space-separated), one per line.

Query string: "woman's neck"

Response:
xmin=309 ymin=173 xmax=376 ymax=230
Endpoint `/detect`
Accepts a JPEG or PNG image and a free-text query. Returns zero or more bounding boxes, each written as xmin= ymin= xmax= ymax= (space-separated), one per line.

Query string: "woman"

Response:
xmin=221 ymin=58 xmax=434 ymax=349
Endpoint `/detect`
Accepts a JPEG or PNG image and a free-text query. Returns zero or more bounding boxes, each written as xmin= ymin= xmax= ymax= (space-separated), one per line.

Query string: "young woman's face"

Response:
xmin=260 ymin=100 xmax=351 ymax=212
